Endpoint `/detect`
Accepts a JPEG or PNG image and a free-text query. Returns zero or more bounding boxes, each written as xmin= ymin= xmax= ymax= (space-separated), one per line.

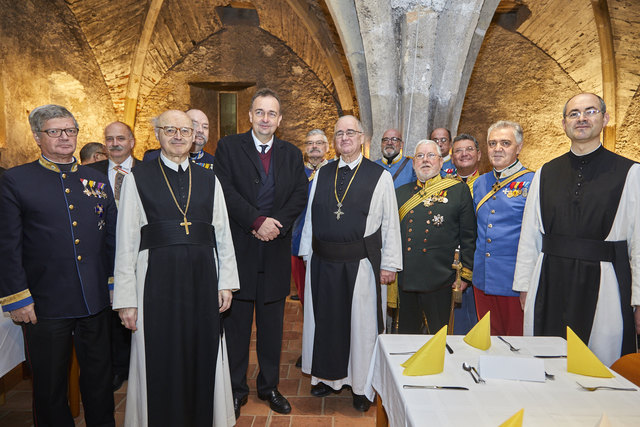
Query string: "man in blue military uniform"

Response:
xmin=374 ymin=128 xmax=415 ymax=188
xmin=0 ymin=104 xmax=116 ymax=427
xmin=431 ymin=127 xmax=456 ymax=178
xmin=473 ymin=121 xmax=533 ymax=336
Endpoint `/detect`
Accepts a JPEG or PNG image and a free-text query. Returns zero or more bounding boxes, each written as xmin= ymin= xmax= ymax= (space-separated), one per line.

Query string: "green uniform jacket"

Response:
xmin=396 ymin=178 xmax=476 ymax=293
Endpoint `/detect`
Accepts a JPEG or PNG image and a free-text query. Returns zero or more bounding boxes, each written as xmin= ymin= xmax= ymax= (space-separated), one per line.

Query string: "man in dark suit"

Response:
xmin=0 ymin=104 xmax=116 ymax=426
xmin=88 ymin=120 xmax=138 ymax=391
xmin=215 ymin=88 xmax=308 ymax=418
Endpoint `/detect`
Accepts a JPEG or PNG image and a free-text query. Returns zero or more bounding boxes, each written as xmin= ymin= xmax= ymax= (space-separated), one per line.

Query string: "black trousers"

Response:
xmin=225 ymin=274 xmax=285 ymax=397
xmin=110 ymin=310 xmax=130 ymax=377
xmin=398 ymin=286 xmax=451 ymax=334
xmin=23 ymin=307 xmax=115 ymax=427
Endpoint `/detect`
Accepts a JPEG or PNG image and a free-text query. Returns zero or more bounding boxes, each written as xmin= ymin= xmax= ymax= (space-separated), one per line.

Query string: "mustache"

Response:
xmin=109 ymin=146 xmax=124 ymax=151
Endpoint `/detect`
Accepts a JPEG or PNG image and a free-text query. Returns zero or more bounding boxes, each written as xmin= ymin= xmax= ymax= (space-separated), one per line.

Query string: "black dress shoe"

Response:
xmin=310 ymin=382 xmax=334 ymax=397
xmin=290 ymin=294 xmax=300 ymax=301
xmin=258 ymin=389 xmax=291 ymax=414
xmin=233 ymin=395 xmax=248 ymax=419
xmin=295 ymin=355 xmax=302 ymax=368
xmin=352 ymin=392 xmax=371 ymax=412
xmin=112 ymin=373 xmax=128 ymax=392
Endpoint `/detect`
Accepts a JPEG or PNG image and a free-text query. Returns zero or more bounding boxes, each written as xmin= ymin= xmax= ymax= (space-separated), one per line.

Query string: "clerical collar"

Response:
xmin=570 ymin=143 xmax=602 ymax=157
xmin=382 ymin=150 xmax=403 ymax=166
xmin=251 ymin=131 xmax=274 ymax=153
xmin=442 ymin=153 xmax=451 ymax=162
xmin=305 ymin=159 xmax=328 ymax=171
xmin=416 ymin=174 xmax=442 ymax=188
xmin=338 ymin=153 xmax=363 ymax=169
xmin=493 ymin=160 xmax=522 ymax=180
xmin=160 ymin=152 xmax=190 ymax=172
xmin=457 ymin=170 xmax=478 ymax=180
xmin=109 ymin=155 xmax=133 ymax=171
xmin=190 ymin=150 xmax=205 ymax=160
xmin=38 ymin=155 xmax=78 ymax=173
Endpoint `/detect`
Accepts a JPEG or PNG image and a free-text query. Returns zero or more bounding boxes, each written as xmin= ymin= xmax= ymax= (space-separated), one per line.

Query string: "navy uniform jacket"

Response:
xmin=0 ymin=157 xmax=116 ymax=318
xmin=374 ymin=154 xmax=416 ymax=188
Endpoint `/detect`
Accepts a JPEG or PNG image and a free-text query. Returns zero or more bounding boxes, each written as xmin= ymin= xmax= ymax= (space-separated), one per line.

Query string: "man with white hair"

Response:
xmin=395 ymin=140 xmax=476 ymax=334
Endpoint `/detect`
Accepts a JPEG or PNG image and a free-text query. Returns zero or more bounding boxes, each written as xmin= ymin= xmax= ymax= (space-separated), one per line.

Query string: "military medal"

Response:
xmin=432 ymin=214 xmax=444 ymax=226
xmin=95 ymin=203 xmax=104 ymax=217
xmin=333 ymin=159 xmax=363 ymax=220
xmin=97 ymin=219 xmax=105 ymax=230
xmin=81 ymin=179 xmax=92 ymax=196
xmin=158 ymin=157 xmax=193 ymax=235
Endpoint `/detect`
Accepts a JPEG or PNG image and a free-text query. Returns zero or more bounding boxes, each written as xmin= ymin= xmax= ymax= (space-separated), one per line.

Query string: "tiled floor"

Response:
xmin=0 ymin=294 xmax=377 ymax=426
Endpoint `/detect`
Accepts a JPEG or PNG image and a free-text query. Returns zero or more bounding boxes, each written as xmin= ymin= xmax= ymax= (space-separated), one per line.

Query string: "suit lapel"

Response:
xmin=240 ymin=131 xmax=265 ymax=179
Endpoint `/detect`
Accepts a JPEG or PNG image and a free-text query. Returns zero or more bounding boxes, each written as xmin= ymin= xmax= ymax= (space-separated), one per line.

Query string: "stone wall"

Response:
xmin=0 ymin=0 xmax=116 ymax=168
xmin=132 ymin=25 xmax=340 ymax=159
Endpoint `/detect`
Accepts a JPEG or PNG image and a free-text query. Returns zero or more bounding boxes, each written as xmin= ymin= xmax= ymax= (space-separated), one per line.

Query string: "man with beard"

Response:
xmin=514 ymin=93 xmax=640 ymax=366
xmin=114 ymin=109 xmax=239 ymax=426
xmin=88 ymin=120 xmax=139 ymax=390
xmin=395 ymin=140 xmax=476 ymax=335
xmin=300 ymin=115 xmax=402 ymax=412
xmin=291 ymin=129 xmax=330 ymax=305
xmin=473 ymin=121 xmax=533 ymax=336
xmin=431 ymin=127 xmax=456 ymax=178
xmin=374 ymin=128 xmax=415 ymax=188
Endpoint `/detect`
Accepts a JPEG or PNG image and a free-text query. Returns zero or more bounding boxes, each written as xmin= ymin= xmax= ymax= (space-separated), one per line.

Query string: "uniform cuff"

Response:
xmin=1 ymin=289 xmax=34 ymax=312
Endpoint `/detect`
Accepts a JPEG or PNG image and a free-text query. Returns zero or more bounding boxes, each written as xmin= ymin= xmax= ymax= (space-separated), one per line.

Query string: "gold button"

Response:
xmin=65 ymin=188 xmax=70 ymax=194
xmin=408 ymin=228 xmax=412 ymax=232
xmin=72 ymin=221 xmax=78 ymax=227
xmin=407 ymin=247 xmax=412 ymax=251
xmin=69 ymin=204 xmax=74 ymax=210
xmin=410 ymin=210 xmax=414 ymax=214
xmin=491 ymin=209 xmax=495 ymax=214
xmin=423 ymin=238 xmax=427 ymax=243
xmin=492 ymin=195 xmax=496 ymax=200
xmin=488 ymin=224 xmax=493 ymax=228
xmin=422 ymin=248 xmax=427 ymax=253
xmin=486 ymin=253 xmax=490 ymax=257
xmin=407 ymin=238 xmax=412 ymax=242
xmin=77 ymin=255 xmax=82 ymax=261
xmin=425 ymin=229 xmax=429 ymax=233
xmin=62 ymin=173 xmax=67 ymax=179
xmin=428 ymin=211 xmax=432 ymax=215
xmin=426 ymin=220 xmax=430 ymax=225
xmin=487 ymin=238 xmax=492 ymax=243
xmin=75 ymin=239 xmax=80 ymax=245
xmin=409 ymin=219 xmax=413 ymax=223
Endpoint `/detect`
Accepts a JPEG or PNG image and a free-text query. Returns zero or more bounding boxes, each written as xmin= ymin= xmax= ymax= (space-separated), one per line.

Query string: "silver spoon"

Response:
xmin=576 ymin=382 xmax=636 ymax=392
xmin=462 ymin=362 xmax=478 ymax=384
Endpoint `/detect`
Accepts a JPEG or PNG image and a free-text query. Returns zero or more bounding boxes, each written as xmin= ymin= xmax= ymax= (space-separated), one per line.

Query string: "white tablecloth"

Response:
xmin=0 ymin=315 xmax=25 ymax=377
xmin=370 ymin=335 xmax=640 ymax=427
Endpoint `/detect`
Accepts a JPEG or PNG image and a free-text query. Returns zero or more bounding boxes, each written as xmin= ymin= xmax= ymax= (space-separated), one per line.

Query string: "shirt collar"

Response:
xmin=494 ymin=159 xmax=523 ymax=180
xmin=442 ymin=153 xmax=451 ymax=162
xmin=160 ymin=152 xmax=190 ymax=172
xmin=109 ymin=155 xmax=133 ymax=171
xmin=570 ymin=143 xmax=602 ymax=157
xmin=338 ymin=153 xmax=363 ymax=169
xmin=251 ymin=131 xmax=274 ymax=153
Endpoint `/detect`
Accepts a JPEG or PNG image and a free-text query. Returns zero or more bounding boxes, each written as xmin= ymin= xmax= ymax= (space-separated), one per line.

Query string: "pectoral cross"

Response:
xmin=334 ymin=202 xmax=344 ymax=220
xmin=180 ymin=215 xmax=192 ymax=235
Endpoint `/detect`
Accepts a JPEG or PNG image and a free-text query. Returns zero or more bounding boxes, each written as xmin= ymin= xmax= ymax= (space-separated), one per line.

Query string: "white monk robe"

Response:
xmin=113 ymin=158 xmax=239 ymax=427
xmin=299 ymin=154 xmax=402 ymax=400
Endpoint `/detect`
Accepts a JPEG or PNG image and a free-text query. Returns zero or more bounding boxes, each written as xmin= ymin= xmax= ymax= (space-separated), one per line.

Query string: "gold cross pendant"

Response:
xmin=180 ymin=216 xmax=192 ymax=235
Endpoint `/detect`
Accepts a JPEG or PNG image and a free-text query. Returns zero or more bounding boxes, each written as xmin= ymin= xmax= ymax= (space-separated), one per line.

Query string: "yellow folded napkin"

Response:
xmin=596 ymin=413 xmax=611 ymax=427
xmin=401 ymin=325 xmax=447 ymax=376
xmin=566 ymin=326 xmax=613 ymax=378
xmin=464 ymin=311 xmax=491 ymax=350
xmin=499 ymin=408 xmax=524 ymax=427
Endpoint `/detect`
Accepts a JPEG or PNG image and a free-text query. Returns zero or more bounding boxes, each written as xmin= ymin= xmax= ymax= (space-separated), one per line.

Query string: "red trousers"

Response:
xmin=473 ymin=287 xmax=523 ymax=336
xmin=291 ymin=255 xmax=305 ymax=305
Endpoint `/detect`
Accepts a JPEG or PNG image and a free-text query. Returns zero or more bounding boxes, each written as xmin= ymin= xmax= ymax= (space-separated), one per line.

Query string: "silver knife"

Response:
xmin=403 ymin=385 xmax=469 ymax=390
xmin=534 ymin=355 xmax=567 ymax=358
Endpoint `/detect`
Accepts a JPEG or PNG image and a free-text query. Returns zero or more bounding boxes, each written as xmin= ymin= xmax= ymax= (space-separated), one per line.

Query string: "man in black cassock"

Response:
xmin=514 ymin=93 xmax=640 ymax=366
xmin=299 ymin=115 xmax=402 ymax=412
xmin=113 ymin=110 xmax=239 ymax=427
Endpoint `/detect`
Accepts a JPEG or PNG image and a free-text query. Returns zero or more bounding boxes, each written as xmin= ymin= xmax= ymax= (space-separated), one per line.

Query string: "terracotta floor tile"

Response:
xmin=283 ymin=330 xmax=302 ymax=340
xmin=290 ymin=415 xmax=332 ymax=426
xmin=268 ymin=415 xmax=292 ymax=426
xmin=323 ymin=396 xmax=371 ymax=418
xmin=333 ymin=416 xmax=375 ymax=427
xmin=0 ymin=410 xmax=33 ymax=426
xmin=243 ymin=395 xmax=271 ymax=417
xmin=1 ymin=390 xmax=32 ymax=411
xmin=287 ymin=396 xmax=323 ymax=415
xmin=235 ymin=414 xmax=256 ymax=427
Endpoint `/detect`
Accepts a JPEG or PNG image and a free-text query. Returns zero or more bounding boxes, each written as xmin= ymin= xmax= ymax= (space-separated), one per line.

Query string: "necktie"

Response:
xmin=260 ymin=144 xmax=268 ymax=154
xmin=113 ymin=166 xmax=125 ymax=201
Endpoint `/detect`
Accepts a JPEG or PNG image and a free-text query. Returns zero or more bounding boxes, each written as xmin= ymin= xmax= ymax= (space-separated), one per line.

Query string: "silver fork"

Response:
xmin=497 ymin=336 xmax=520 ymax=352
xmin=576 ymin=382 xmax=636 ymax=392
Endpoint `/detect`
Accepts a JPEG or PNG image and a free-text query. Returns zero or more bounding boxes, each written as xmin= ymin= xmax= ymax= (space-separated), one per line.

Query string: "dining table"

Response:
xmin=368 ymin=334 xmax=640 ymax=426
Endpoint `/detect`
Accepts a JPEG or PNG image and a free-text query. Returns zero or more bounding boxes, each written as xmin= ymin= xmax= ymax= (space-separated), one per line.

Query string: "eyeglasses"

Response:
xmin=252 ymin=109 xmax=279 ymax=119
xmin=304 ymin=140 xmax=327 ymax=146
xmin=565 ymin=108 xmax=602 ymax=120
xmin=335 ymin=129 xmax=362 ymax=139
xmin=487 ymin=140 xmax=514 ymax=149
xmin=382 ymin=137 xmax=402 ymax=143
xmin=453 ymin=146 xmax=477 ymax=154
xmin=40 ymin=128 xmax=79 ymax=138
xmin=156 ymin=126 xmax=194 ymax=137
xmin=415 ymin=152 xmax=439 ymax=160
xmin=105 ymin=135 xmax=130 ymax=143
xmin=433 ymin=137 xmax=449 ymax=144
